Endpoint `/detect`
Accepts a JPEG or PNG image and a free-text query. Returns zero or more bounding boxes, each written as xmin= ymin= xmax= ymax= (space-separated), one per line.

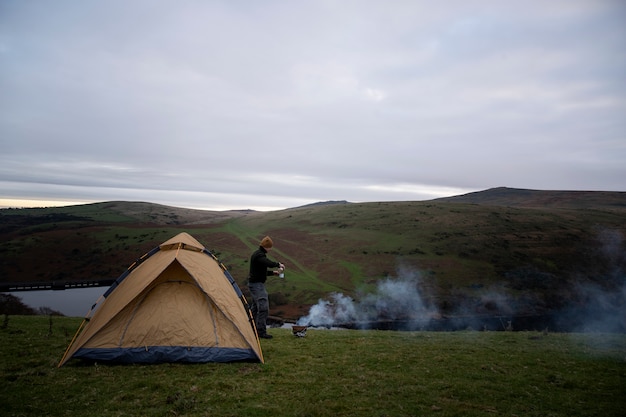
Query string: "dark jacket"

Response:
xmin=248 ymin=246 xmax=280 ymax=284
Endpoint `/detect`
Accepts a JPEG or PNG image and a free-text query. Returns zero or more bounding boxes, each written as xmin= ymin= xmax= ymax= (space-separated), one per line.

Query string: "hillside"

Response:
xmin=436 ymin=186 xmax=626 ymax=209
xmin=1 ymin=188 xmax=625 ymax=330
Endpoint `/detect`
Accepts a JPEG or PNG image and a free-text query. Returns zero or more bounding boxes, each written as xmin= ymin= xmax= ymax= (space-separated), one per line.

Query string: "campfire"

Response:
xmin=291 ymin=325 xmax=307 ymax=337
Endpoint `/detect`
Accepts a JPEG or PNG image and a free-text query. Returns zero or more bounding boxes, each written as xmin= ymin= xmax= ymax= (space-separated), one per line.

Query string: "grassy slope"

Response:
xmin=1 ymin=316 xmax=625 ymax=417
xmin=1 ymin=189 xmax=625 ymax=320
xmin=437 ymin=187 xmax=626 ymax=209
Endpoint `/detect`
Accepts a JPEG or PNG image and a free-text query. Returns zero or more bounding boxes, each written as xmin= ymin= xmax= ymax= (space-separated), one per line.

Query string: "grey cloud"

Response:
xmin=0 ymin=1 xmax=624 ymax=210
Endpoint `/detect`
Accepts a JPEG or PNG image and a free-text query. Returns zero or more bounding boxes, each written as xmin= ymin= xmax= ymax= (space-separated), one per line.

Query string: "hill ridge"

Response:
xmin=434 ymin=187 xmax=626 ymax=209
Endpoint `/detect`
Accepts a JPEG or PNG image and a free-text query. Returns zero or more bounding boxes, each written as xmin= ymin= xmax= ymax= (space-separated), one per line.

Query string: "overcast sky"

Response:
xmin=1 ymin=1 xmax=624 ymax=211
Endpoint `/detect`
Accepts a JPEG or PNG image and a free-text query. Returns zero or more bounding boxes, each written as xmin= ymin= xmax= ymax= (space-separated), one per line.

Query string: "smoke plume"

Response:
xmin=296 ymin=229 xmax=626 ymax=333
xmin=297 ymin=267 xmax=435 ymax=329
xmin=560 ymin=229 xmax=626 ymax=333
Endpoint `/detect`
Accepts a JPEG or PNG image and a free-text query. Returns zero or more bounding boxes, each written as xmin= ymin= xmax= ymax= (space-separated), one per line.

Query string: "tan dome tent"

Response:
xmin=59 ymin=232 xmax=263 ymax=366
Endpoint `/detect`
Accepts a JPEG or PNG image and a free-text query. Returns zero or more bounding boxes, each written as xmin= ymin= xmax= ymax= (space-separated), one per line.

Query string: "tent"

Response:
xmin=59 ymin=232 xmax=263 ymax=366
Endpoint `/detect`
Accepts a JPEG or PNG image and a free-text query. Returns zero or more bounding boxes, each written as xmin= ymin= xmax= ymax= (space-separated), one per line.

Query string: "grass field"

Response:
xmin=1 ymin=316 xmax=625 ymax=416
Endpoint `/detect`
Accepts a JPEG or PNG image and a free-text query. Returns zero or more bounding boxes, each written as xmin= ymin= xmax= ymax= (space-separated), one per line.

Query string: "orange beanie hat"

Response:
xmin=260 ymin=236 xmax=273 ymax=249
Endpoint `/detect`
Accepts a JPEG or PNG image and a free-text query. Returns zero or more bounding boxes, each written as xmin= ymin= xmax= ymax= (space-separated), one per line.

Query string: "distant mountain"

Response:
xmin=434 ymin=187 xmax=626 ymax=209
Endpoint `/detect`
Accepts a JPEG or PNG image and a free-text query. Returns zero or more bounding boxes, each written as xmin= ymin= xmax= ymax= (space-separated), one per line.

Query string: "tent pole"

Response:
xmin=58 ymin=318 xmax=87 ymax=367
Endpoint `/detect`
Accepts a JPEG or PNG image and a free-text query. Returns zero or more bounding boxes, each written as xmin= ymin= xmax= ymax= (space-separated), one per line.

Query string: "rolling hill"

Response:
xmin=1 ymin=188 xmax=625 ymax=331
xmin=435 ymin=186 xmax=626 ymax=209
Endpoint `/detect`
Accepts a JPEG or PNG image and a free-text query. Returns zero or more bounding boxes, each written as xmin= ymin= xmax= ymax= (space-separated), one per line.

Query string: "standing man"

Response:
xmin=248 ymin=236 xmax=284 ymax=339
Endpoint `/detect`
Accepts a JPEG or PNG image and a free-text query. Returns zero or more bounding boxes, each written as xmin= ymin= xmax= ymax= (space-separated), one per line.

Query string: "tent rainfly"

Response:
xmin=59 ymin=232 xmax=263 ymax=366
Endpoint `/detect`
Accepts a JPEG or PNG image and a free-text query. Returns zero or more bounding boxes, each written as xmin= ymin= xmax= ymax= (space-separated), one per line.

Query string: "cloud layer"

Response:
xmin=1 ymin=1 xmax=624 ymax=210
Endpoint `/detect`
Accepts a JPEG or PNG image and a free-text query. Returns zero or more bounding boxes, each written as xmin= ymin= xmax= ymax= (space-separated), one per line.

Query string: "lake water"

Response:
xmin=13 ymin=287 xmax=109 ymax=317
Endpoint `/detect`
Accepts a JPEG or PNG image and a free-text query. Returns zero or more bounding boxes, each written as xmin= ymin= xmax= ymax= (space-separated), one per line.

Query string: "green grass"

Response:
xmin=2 ymin=316 xmax=625 ymax=416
